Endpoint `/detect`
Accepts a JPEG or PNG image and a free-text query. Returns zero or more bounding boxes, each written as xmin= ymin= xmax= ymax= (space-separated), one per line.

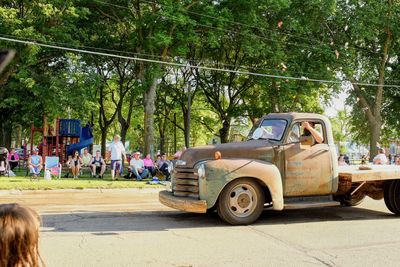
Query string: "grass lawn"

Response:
xmin=0 ymin=170 xmax=163 ymax=190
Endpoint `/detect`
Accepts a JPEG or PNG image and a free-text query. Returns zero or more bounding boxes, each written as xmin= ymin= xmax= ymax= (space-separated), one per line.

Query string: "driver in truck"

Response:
xmin=301 ymin=121 xmax=324 ymax=144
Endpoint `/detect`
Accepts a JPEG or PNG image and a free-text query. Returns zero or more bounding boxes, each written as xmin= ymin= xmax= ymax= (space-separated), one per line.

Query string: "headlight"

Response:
xmin=176 ymin=160 xmax=187 ymax=166
xmin=197 ymin=163 xmax=205 ymax=179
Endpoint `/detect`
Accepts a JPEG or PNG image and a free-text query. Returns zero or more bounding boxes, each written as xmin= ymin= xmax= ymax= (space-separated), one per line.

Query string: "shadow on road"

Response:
xmin=40 ymin=205 xmax=399 ymax=233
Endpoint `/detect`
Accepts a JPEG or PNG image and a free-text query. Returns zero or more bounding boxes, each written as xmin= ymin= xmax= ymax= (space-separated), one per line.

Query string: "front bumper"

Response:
xmin=159 ymin=190 xmax=207 ymax=213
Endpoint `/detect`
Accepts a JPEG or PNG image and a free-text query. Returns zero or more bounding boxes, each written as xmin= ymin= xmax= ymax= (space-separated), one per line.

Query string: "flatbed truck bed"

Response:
xmin=339 ymin=165 xmax=400 ymax=182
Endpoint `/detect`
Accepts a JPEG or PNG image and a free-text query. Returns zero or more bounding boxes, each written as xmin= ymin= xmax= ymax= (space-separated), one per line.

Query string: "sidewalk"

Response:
xmin=0 ymin=187 xmax=169 ymax=214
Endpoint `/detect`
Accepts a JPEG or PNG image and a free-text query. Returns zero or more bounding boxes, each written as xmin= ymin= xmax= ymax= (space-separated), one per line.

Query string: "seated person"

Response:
xmin=338 ymin=154 xmax=348 ymax=166
xmin=67 ymin=150 xmax=82 ymax=179
xmin=155 ymin=154 xmax=162 ymax=168
xmin=143 ymin=154 xmax=155 ymax=176
xmin=301 ymin=121 xmax=324 ymax=144
xmin=28 ymin=148 xmax=42 ymax=177
xmin=81 ymin=148 xmax=92 ymax=167
xmin=157 ymin=153 xmax=171 ymax=181
xmin=90 ymin=150 xmax=106 ymax=178
xmin=129 ymin=152 xmax=149 ymax=180
xmin=373 ymin=148 xmax=388 ymax=165
xmin=7 ymin=148 xmax=19 ymax=170
xmin=395 ymin=155 xmax=400 ymax=166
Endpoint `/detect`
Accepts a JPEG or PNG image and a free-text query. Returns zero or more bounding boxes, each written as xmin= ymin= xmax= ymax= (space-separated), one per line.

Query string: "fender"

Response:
xmin=199 ymin=158 xmax=284 ymax=211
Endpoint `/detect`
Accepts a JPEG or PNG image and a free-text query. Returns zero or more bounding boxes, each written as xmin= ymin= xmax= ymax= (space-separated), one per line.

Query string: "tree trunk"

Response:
xmin=219 ymin=118 xmax=231 ymax=144
xmin=143 ymin=77 xmax=158 ymax=154
xmin=369 ymin=118 xmax=381 ymax=160
xmin=120 ymin=126 xmax=128 ymax=146
xmin=350 ymin=13 xmax=391 ymax=160
xmin=100 ymin=128 xmax=107 ymax=158
xmin=271 ymin=80 xmax=280 ymax=113
xmin=159 ymin=128 xmax=165 ymax=153
xmin=0 ymin=121 xmax=12 ymax=148
xmin=16 ymin=125 xmax=22 ymax=148
xmin=183 ymin=110 xmax=190 ymax=148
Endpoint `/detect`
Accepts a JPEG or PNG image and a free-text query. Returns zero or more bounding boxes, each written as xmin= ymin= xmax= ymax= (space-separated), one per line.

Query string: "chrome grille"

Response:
xmin=172 ymin=167 xmax=199 ymax=199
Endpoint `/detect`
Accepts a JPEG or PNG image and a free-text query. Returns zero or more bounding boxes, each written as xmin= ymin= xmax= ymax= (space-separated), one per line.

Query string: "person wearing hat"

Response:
xmin=28 ymin=148 xmax=42 ymax=177
xmin=129 ymin=152 xmax=149 ymax=180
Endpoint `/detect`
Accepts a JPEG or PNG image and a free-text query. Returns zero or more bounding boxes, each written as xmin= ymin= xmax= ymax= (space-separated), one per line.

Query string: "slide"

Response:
xmin=66 ymin=126 xmax=94 ymax=155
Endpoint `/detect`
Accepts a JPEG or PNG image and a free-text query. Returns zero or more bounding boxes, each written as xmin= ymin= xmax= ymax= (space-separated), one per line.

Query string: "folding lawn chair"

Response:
xmin=44 ymin=156 xmax=62 ymax=180
xmin=0 ymin=147 xmax=10 ymax=177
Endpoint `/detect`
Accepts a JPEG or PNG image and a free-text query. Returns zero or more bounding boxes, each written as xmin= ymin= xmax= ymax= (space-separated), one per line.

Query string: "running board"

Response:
xmin=283 ymin=195 xmax=339 ymax=209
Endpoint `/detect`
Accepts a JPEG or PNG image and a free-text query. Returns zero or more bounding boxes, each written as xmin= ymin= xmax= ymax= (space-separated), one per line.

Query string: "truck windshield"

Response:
xmin=248 ymin=119 xmax=287 ymax=141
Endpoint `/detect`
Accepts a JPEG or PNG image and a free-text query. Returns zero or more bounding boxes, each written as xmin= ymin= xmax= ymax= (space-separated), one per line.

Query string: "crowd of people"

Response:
xmin=126 ymin=152 xmax=172 ymax=181
xmin=0 ymin=133 xmax=179 ymax=181
xmin=65 ymin=148 xmax=106 ymax=179
xmin=60 ymin=134 xmax=176 ymax=181
xmin=338 ymin=148 xmax=400 ymax=166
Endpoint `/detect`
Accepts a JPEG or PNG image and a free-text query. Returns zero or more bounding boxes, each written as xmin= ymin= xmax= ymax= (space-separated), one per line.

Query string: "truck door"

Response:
xmin=283 ymin=121 xmax=334 ymax=197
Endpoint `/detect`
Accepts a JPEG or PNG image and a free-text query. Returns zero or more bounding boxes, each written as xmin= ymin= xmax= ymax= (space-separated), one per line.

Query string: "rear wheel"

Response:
xmin=384 ymin=181 xmax=396 ymax=213
xmin=384 ymin=180 xmax=400 ymax=214
xmin=217 ymin=178 xmax=265 ymax=225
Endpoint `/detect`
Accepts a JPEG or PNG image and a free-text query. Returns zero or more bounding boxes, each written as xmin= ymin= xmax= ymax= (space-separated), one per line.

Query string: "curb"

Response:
xmin=0 ymin=187 xmax=165 ymax=196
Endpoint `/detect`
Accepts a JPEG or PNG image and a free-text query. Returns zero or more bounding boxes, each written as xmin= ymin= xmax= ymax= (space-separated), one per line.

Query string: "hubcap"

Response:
xmin=228 ymin=184 xmax=258 ymax=218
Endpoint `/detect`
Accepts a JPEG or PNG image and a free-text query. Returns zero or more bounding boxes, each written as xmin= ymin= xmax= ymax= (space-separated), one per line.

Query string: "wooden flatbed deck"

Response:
xmin=338 ymin=165 xmax=400 ymax=182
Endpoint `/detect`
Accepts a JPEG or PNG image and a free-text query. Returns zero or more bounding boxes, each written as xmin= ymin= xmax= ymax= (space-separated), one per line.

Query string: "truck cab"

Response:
xmin=160 ymin=112 xmax=342 ymax=225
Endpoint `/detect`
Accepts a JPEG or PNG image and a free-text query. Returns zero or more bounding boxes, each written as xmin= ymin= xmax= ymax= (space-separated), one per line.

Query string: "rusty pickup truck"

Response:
xmin=159 ymin=112 xmax=400 ymax=225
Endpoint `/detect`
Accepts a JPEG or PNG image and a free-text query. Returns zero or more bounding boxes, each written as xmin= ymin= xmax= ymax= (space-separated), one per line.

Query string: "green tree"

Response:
xmin=330 ymin=0 xmax=400 ymax=158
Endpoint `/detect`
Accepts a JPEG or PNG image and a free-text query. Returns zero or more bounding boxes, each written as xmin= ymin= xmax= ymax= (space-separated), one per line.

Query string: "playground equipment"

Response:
xmin=30 ymin=117 xmax=93 ymax=163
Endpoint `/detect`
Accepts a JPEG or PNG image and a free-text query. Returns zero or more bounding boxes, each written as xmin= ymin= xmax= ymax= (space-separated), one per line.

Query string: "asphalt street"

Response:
xmin=1 ymin=188 xmax=400 ymax=267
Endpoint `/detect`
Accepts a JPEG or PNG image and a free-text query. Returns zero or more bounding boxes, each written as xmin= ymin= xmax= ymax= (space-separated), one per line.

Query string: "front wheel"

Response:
xmin=217 ymin=178 xmax=265 ymax=225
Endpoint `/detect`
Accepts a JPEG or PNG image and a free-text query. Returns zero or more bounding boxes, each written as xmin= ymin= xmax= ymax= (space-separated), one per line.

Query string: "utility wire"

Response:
xmin=0 ymin=33 xmax=165 ymax=60
xmin=1 ymin=36 xmax=399 ymax=88
xmin=0 ymin=33 xmax=337 ymax=79
xmin=93 ymin=0 xmax=400 ymax=83
xmin=91 ymin=0 xmax=342 ymax=56
xmin=93 ymin=0 xmax=383 ymax=57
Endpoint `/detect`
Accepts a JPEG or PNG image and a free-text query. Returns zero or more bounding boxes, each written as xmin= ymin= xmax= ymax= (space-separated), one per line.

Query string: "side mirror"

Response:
xmin=252 ymin=128 xmax=264 ymax=140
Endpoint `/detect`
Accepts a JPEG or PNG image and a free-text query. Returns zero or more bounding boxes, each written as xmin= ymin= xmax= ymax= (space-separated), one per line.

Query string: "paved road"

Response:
xmin=1 ymin=189 xmax=400 ymax=267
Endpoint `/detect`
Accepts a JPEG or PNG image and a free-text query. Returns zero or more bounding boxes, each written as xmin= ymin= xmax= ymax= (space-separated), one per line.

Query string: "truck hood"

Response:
xmin=179 ymin=140 xmax=276 ymax=168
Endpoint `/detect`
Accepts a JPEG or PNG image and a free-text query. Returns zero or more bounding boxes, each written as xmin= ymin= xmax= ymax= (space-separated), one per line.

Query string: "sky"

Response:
xmin=324 ymin=91 xmax=349 ymax=118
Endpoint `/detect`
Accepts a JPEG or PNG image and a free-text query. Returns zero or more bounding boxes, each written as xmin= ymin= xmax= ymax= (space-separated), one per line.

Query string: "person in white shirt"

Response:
xmin=373 ymin=148 xmax=388 ymax=165
xmin=107 ymin=135 xmax=126 ymax=180
xmin=129 ymin=152 xmax=149 ymax=180
xmin=81 ymin=148 xmax=92 ymax=167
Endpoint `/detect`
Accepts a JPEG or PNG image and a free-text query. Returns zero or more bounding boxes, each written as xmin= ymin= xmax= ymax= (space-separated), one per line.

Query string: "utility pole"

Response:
xmin=174 ymin=113 xmax=177 ymax=153
xmin=186 ymin=86 xmax=191 ymax=148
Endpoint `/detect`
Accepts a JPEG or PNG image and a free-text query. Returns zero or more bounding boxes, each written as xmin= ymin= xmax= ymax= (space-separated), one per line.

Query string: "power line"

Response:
xmin=92 ymin=0 xmax=341 ymax=56
xmin=0 ymin=33 xmax=336 ymax=79
xmin=0 ymin=33 xmax=165 ymax=60
xmin=1 ymin=36 xmax=399 ymax=88
xmin=93 ymin=0 xmax=383 ymax=57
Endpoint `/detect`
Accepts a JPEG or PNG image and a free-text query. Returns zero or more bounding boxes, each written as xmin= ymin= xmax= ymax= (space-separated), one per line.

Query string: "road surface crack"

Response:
xmin=247 ymin=226 xmax=336 ymax=266
xmin=78 ymin=235 xmax=86 ymax=249
xmin=169 ymin=230 xmax=198 ymax=242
